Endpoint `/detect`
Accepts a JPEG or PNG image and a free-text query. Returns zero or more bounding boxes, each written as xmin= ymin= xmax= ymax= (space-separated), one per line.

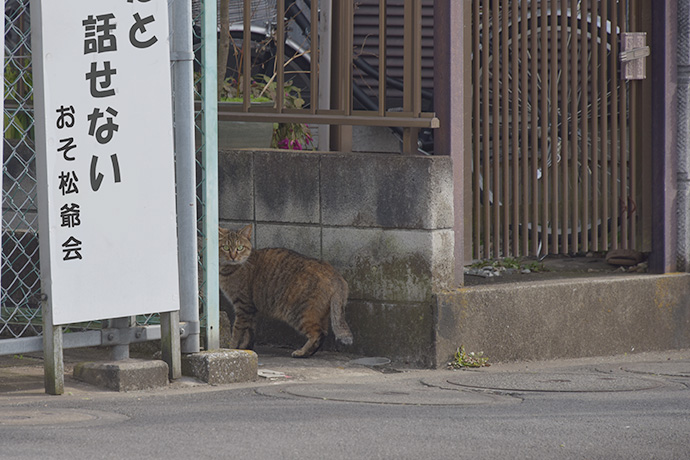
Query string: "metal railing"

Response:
xmin=213 ymin=0 xmax=438 ymax=154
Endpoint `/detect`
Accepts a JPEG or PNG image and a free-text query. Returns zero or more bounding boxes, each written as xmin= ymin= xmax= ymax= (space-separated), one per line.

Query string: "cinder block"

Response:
xmin=181 ymin=349 xmax=258 ymax=385
xmin=345 ymin=300 xmax=436 ymax=368
xmin=255 ymin=223 xmax=321 ymax=259
xmin=254 ymin=151 xmax=320 ymax=224
xmin=352 ymin=125 xmax=400 ymax=153
xmin=73 ymin=359 xmax=169 ymax=392
xmin=219 ymin=150 xmax=254 ymax=221
xmin=320 ymin=152 xmax=454 ymax=229
xmin=323 ymin=227 xmax=455 ymax=302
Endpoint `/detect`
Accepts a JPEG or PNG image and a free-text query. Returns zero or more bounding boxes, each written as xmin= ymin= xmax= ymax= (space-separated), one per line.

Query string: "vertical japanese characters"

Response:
xmin=56 ymin=2 xmax=160 ymax=262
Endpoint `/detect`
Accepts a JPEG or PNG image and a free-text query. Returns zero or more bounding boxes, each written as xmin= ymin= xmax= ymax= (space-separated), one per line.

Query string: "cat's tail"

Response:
xmin=330 ymin=279 xmax=353 ymax=346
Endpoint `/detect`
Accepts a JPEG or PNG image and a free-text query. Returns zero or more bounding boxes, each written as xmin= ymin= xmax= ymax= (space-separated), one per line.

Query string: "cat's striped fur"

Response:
xmin=218 ymin=224 xmax=353 ymax=358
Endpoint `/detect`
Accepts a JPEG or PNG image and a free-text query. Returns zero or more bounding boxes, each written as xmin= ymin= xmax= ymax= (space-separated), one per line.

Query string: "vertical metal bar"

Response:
xmin=511 ymin=0 xmax=520 ymax=255
xmin=590 ymin=0 xmax=600 ymax=251
xmin=570 ymin=0 xmax=579 ymax=252
xmin=629 ymin=0 xmax=638 ymax=248
xmin=463 ymin=0 xmax=474 ymax=266
xmin=619 ymin=0 xmax=629 ymax=248
xmin=473 ymin=0 xmax=481 ymax=258
xmin=402 ymin=0 xmax=421 ymax=154
xmin=560 ymin=0 xmax=569 ymax=254
xmin=639 ymin=1 xmax=653 ymax=253
xmin=276 ymin=0 xmax=285 ymax=110
xmin=648 ymin=0 xmax=678 ymax=272
xmin=580 ymin=0 xmax=590 ymax=252
xmin=343 ymin=0 xmax=354 ymax=118
xmin=329 ymin=0 xmax=353 ymax=152
xmin=610 ymin=1 xmax=620 ymax=249
xmin=201 ymin=0 xmax=219 ymax=351
xmin=109 ymin=317 xmax=130 ymax=360
xmin=520 ymin=0 xmax=529 ymax=255
xmin=243 ymin=0 xmax=251 ymax=110
xmin=318 ymin=0 xmax=332 ymax=149
xmin=434 ymin=0 xmax=470 ymax=283
xmin=378 ymin=0 xmax=387 ymax=117
xmin=30 ymin=0 xmax=64 ymax=395
xmin=530 ymin=0 xmax=538 ymax=255
xmin=550 ymin=0 xmax=559 ymax=253
xmin=482 ymin=0 xmax=491 ymax=258
xmin=310 ymin=0 xmax=319 ymax=114
xmin=501 ymin=0 xmax=510 ymax=256
xmin=172 ymin=0 xmax=200 ymax=354
xmin=540 ymin=0 xmax=549 ymax=256
xmin=600 ymin=0 xmax=609 ymax=249
xmin=492 ymin=0 xmax=500 ymax=257
xmin=412 ymin=0 xmax=422 ymax=116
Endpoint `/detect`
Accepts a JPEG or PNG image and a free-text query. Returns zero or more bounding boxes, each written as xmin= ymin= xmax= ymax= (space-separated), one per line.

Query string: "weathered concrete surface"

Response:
xmin=216 ymin=149 xmax=690 ymax=369
xmin=319 ymin=152 xmax=454 ymax=229
xmin=436 ymin=273 xmax=690 ymax=366
xmin=181 ymin=349 xmax=258 ymax=384
xmin=323 ymin=227 xmax=454 ymax=303
xmin=218 ymin=149 xmax=454 ymax=366
xmin=73 ymin=359 xmax=169 ymax=392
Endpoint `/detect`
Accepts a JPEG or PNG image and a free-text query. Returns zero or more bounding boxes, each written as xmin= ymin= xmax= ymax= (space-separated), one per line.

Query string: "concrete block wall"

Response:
xmin=218 ymin=149 xmax=455 ymax=366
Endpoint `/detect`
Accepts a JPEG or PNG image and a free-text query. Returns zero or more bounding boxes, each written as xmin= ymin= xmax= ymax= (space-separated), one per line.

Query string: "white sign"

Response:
xmin=32 ymin=0 xmax=180 ymax=325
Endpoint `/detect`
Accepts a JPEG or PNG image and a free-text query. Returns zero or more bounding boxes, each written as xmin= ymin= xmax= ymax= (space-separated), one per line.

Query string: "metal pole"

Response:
xmin=108 ymin=317 xmax=130 ymax=361
xmin=171 ymin=0 xmax=200 ymax=353
xmin=30 ymin=0 xmax=64 ymax=395
xmin=318 ymin=0 xmax=332 ymax=150
xmin=434 ymin=0 xmax=470 ymax=285
xmin=202 ymin=0 xmax=220 ymax=350
xmin=649 ymin=0 xmax=678 ymax=273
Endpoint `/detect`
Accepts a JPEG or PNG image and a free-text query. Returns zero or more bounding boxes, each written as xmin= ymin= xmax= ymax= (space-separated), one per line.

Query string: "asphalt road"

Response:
xmin=1 ymin=348 xmax=689 ymax=460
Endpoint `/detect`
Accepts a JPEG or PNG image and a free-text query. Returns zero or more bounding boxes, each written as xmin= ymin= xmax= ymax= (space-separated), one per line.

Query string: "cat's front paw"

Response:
xmin=291 ymin=349 xmax=310 ymax=358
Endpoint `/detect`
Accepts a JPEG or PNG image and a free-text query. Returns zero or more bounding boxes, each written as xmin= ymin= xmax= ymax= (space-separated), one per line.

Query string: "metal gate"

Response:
xmin=471 ymin=0 xmax=651 ymax=259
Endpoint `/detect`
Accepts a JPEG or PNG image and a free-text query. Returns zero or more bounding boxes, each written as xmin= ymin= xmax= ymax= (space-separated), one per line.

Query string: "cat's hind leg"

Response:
xmin=292 ymin=331 xmax=325 ymax=358
xmin=290 ymin=309 xmax=329 ymax=358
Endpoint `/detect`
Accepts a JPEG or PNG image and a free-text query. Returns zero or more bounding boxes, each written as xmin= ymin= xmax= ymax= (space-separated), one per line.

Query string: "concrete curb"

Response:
xmin=181 ymin=349 xmax=258 ymax=384
xmin=73 ymin=359 xmax=169 ymax=392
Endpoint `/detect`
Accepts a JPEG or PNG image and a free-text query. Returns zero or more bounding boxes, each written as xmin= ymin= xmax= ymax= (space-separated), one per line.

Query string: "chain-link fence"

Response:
xmin=1 ymin=1 xmax=213 ymax=348
xmin=2 ymin=0 xmax=41 ymax=340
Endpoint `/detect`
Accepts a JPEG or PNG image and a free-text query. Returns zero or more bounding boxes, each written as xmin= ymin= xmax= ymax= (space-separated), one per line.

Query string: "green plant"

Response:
xmin=217 ymin=9 xmax=314 ymax=151
xmin=469 ymin=257 xmax=547 ymax=273
xmin=448 ymin=345 xmax=490 ymax=369
xmin=219 ymin=74 xmax=314 ymax=151
xmin=4 ymin=62 xmax=34 ymax=141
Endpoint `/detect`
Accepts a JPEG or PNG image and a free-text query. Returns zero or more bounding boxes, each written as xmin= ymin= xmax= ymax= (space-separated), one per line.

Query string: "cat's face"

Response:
xmin=219 ymin=224 xmax=253 ymax=265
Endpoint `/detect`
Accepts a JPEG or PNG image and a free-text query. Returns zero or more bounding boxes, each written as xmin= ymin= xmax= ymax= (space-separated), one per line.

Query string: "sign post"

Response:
xmin=31 ymin=0 xmax=181 ymax=394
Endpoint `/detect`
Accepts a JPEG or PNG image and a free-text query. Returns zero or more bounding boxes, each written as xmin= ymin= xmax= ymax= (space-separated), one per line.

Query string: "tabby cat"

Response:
xmin=218 ymin=224 xmax=353 ymax=358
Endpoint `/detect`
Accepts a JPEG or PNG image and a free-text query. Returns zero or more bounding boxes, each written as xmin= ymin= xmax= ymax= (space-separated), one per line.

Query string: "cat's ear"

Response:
xmin=239 ymin=224 xmax=253 ymax=240
xmin=218 ymin=226 xmax=228 ymax=238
